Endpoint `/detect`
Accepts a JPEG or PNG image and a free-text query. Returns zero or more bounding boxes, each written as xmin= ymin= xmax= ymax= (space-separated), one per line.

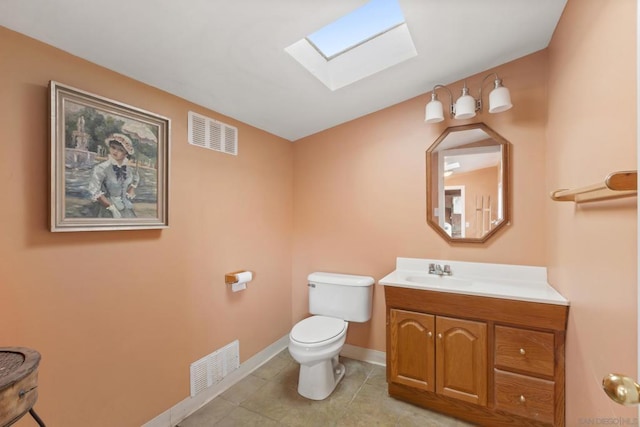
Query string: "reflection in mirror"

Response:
xmin=426 ymin=123 xmax=510 ymax=243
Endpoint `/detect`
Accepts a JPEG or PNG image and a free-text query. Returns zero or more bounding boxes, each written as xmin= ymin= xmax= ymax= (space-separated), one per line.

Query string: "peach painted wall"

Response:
xmin=292 ymin=50 xmax=550 ymax=350
xmin=0 ymin=27 xmax=293 ymax=426
xmin=546 ymin=0 xmax=638 ymax=423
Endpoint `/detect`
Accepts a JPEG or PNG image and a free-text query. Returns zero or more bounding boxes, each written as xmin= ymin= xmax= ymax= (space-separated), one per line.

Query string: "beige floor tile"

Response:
xmin=396 ymin=409 xmax=476 ymax=426
xmin=341 ymin=358 xmax=375 ymax=384
xmin=365 ymin=364 xmax=388 ymax=388
xmin=270 ymin=360 xmax=299 ymax=390
xmin=177 ymin=398 xmax=236 ymax=427
xmin=252 ymin=353 xmax=294 ymax=380
xmin=220 ymin=374 xmax=267 ymax=404
xmin=279 ymin=404 xmax=339 ymax=427
xmin=276 ymin=348 xmax=295 ymax=362
xmin=344 ymin=383 xmax=402 ymax=425
xmin=305 ymin=377 xmax=361 ymax=421
xmin=215 ymin=406 xmax=280 ymax=427
xmin=179 ymin=354 xmax=468 ymax=426
xmin=335 ymin=409 xmax=399 ymax=427
xmin=240 ymin=379 xmax=314 ymax=421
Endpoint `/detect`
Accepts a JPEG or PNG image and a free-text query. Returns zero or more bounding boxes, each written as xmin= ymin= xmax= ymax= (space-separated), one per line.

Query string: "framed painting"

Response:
xmin=49 ymin=81 xmax=170 ymax=232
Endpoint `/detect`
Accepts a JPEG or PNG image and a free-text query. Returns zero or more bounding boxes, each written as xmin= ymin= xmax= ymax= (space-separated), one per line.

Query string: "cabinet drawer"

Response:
xmin=494 ymin=369 xmax=555 ymax=424
xmin=495 ymin=325 xmax=554 ymax=377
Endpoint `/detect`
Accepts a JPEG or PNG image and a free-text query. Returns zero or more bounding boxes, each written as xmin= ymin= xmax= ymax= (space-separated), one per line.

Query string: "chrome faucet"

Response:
xmin=429 ymin=263 xmax=452 ymax=276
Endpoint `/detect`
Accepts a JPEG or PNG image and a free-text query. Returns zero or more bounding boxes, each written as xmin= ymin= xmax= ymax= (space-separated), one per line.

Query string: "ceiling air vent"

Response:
xmin=188 ymin=111 xmax=238 ymax=155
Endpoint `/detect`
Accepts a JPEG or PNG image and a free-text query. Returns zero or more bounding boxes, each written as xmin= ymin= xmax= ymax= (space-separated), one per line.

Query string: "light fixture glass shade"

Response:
xmin=454 ymin=93 xmax=476 ymax=119
xmin=425 ymin=99 xmax=444 ymax=123
xmin=424 ymin=75 xmax=514 ymax=125
xmin=488 ymin=85 xmax=512 ymax=113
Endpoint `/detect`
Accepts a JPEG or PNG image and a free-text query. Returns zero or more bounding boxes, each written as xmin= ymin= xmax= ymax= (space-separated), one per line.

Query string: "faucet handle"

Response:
xmin=443 ymin=265 xmax=452 ymax=275
xmin=428 ymin=263 xmax=436 ymax=273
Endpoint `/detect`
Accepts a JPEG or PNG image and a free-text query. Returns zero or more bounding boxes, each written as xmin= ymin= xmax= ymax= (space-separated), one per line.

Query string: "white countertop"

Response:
xmin=379 ymin=257 xmax=569 ymax=306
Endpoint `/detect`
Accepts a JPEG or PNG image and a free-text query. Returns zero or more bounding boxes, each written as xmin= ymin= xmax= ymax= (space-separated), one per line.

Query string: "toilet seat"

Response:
xmin=290 ymin=316 xmax=346 ymax=345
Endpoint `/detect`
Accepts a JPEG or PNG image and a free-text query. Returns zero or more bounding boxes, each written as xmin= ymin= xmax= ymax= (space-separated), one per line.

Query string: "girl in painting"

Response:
xmin=87 ymin=133 xmax=140 ymax=218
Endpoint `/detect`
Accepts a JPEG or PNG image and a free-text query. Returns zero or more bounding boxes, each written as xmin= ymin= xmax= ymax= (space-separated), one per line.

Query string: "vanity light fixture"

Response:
xmin=424 ymin=73 xmax=513 ymax=124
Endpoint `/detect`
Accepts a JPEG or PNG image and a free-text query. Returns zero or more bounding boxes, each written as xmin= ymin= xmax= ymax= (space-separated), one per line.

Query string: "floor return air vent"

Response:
xmin=189 ymin=340 xmax=240 ymax=397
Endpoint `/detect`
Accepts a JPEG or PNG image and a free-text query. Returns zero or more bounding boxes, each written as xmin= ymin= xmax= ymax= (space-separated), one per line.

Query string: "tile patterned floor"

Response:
xmin=177 ymin=350 xmax=473 ymax=426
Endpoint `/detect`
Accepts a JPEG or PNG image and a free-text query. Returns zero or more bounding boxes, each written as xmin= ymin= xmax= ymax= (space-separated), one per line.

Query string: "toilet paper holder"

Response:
xmin=225 ymin=270 xmax=252 ymax=285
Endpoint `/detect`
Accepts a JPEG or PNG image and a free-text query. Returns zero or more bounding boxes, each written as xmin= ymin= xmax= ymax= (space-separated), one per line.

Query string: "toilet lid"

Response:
xmin=291 ymin=316 xmax=346 ymax=344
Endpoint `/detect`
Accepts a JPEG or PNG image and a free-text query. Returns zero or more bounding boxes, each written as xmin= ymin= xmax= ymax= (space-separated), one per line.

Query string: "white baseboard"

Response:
xmin=341 ymin=344 xmax=386 ymax=366
xmin=142 ymin=337 xmax=386 ymax=427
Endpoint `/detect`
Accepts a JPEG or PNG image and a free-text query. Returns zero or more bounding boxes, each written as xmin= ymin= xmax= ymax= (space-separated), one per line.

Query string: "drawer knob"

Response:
xmin=519 ymin=395 xmax=526 ymax=403
xmin=519 ymin=348 xmax=526 ymax=355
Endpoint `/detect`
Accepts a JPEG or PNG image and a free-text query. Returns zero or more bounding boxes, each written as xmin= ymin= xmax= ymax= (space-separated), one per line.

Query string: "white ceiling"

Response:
xmin=0 ymin=0 xmax=567 ymax=141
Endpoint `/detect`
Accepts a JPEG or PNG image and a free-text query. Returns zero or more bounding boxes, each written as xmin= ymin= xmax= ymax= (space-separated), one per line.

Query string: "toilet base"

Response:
xmin=297 ymin=355 xmax=345 ymax=400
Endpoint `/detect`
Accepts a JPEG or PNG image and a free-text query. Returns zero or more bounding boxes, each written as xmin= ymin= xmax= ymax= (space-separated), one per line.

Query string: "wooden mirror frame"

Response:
xmin=426 ymin=123 xmax=511 ymax=243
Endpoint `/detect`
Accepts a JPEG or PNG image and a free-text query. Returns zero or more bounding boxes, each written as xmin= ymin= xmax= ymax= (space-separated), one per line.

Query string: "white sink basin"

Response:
xmin=379 ymin=257 xmax=569 ymax=306
xmin=405 ymin=275 xmax=472 ymax=287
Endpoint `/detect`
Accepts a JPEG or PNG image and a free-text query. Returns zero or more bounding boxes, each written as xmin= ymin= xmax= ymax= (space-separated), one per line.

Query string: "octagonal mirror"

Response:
xmin=426 ymin=123 xmax=510 ymax=243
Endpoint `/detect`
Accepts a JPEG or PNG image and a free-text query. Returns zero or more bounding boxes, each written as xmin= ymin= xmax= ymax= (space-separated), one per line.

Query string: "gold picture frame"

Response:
xmin=49 ymin=81 xmax=170 ymax=232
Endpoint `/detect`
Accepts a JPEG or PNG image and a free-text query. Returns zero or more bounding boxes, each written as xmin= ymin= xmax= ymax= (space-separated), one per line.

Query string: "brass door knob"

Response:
xmin=603 ymin=373 xmax=640 ymax=405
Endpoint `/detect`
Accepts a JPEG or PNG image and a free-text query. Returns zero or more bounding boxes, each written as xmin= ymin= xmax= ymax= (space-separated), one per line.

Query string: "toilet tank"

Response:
xmin=307 ymin=272 xmax=374 ymax=322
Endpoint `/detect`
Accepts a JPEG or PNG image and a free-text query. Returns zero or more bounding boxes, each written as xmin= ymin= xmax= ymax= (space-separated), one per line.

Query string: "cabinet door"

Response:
xmin=436 ymin=316 xmax=487 ymax=406
xmin=389 ymin=309 xmax=435 ymax=391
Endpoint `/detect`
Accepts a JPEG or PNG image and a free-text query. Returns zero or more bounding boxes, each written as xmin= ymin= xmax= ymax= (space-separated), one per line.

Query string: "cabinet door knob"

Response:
xmin=427 ymin=331 xmax=433 ymax=338
xmin=519 ymin=395 xmax=526 ymax=403
xmin=519 ymin=348 xmax=526 ymax=355
xmin=437 ymin=333 xmax=443 ymax=339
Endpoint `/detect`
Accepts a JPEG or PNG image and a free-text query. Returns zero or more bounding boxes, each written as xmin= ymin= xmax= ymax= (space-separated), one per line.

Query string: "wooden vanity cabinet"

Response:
xmin=385 ymin=286 xmax=568 ymax=427
xmin=389 ymin=309 xmax=487 ymax=405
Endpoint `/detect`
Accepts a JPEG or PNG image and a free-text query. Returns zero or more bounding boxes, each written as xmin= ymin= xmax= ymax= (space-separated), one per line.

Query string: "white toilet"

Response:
xmin=288 ymin=272 xmax=374 ymax=400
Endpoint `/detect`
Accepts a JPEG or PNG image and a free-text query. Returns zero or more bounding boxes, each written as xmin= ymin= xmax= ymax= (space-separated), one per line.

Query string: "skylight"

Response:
xmin=285 ymin=0 xmax=417 ymax=91
xmin=305 ymin=0 xmax=406 ymax=60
